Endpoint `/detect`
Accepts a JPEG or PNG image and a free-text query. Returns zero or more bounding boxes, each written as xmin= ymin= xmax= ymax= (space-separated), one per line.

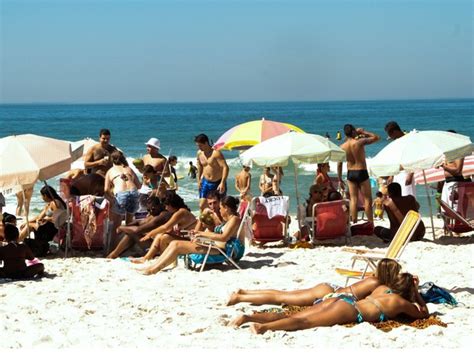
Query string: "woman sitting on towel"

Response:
xmin=139 ymin=195 xmax=242 ymax=275
xmin=230 ymin=272 xmax=429 ymax=334
xmin=131 ymin=191 xmax=197 ymax=263
xmin=227 ymin=258 xmax=401 ymax=307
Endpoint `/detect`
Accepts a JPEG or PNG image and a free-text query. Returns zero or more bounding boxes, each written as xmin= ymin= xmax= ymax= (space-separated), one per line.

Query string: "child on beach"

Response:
xmin=373 ymin=191 xmax=385 ymax=220
xmin=0 ymin=224 xmax=44 ymax=279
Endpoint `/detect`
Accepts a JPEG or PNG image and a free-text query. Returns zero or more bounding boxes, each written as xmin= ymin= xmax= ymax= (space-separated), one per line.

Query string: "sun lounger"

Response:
xmin=335 ymin=210 xmax=421 ymax=285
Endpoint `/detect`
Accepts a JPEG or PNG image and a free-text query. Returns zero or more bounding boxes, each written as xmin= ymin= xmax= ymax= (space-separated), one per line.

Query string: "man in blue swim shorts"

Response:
xmin=195 ymin=134 xmax=229 ymax=211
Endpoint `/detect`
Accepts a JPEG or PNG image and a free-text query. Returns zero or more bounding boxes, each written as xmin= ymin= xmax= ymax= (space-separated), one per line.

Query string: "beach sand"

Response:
xmin=0 ymin=217 xmax=473 ymax=349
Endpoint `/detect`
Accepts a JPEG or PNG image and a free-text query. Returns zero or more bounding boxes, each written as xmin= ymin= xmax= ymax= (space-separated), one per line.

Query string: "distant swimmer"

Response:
xmin=188 ymin=161 xmax=197 ymax=179
xmin=336 ymin=130 xmax=342 ymax=140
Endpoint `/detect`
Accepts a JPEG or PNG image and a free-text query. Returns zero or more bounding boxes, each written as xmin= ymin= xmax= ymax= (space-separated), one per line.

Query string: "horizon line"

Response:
xmin=0 ymin=96 xmax=473 ymax=106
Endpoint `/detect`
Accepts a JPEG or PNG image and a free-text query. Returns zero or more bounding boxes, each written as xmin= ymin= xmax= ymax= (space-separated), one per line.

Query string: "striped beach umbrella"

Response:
xmin=414 ymin=154 xmax=474 ymax=185
xmin=213 ymin=118 xmax=304 ymax=151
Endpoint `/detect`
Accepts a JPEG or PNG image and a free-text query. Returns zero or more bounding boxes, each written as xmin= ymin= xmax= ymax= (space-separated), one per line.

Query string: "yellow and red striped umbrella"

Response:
xmin=213 ymin=118 xmax=304 ymax=151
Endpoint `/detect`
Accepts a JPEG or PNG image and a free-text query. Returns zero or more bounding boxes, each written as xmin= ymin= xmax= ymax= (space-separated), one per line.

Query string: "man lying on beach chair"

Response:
xmin=335 ymin=210 xmax=421 ymax=285
xmin=136 ymin=196 xmax=244 ymax=275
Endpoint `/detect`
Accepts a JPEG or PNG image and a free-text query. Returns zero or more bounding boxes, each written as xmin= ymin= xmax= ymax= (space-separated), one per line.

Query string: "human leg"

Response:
xmin=360 ymin=179 xmax=374 ymax=223
xmin=250 ymin=299 xmax=358 ymax=334
xmin=347 ymin=180 xmax=359 ymax=223
xmin=140 ymin=240 xmax=209 ymax=275
xmin=23 ymin=263 xmax=45 ymax=278
xmin=227 ymin=283 xmax=336 ymax=306
xmin=106 ymin=234 xmax=134 ymax=258
xmin=229 ymin=312 xmax=287 ymax=328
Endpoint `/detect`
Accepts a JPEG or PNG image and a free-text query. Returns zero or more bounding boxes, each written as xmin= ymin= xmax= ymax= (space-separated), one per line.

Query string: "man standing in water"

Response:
xmin=195 ymin=134 xmax=229 ymax=211
xmin=338 ymin=124 xmax=379 ymax=225
xmin=84 ymin=128 xmax=118 ymax=177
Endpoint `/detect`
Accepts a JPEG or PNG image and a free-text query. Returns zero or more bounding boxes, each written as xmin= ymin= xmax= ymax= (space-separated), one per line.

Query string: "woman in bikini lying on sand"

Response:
xmin=137 ymin=195 xmax=243 ymax=275
xmin=131 ymin=191 xmax=197 ymax=264
xmin=227 ymin=258 xmax=401 ymax=307
xmin=230 ymin=272 xmax=428 ymax=334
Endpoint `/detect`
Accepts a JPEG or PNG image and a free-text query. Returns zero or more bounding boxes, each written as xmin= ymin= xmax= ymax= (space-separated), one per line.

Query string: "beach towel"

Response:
xmin=419 ymin=282 xmax=458 ymax=306
xmin=79 ymin=196 xmax=97 ymax=249
xmin=258 ymin=196 xmax=289 ymax=219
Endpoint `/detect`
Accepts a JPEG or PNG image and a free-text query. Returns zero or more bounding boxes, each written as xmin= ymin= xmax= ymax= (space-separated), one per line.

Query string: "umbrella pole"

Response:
xmin=21 ymin=187 xmax=31 ymax=239
xmin=423 ymin=170 xmax=436 ymax=240
xmin=293 ymin=162 xmax=301 ymax=229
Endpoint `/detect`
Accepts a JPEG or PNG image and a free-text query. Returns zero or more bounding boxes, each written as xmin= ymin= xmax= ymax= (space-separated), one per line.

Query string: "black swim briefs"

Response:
xmin=347 ymin=169 xmax=369 ymax=184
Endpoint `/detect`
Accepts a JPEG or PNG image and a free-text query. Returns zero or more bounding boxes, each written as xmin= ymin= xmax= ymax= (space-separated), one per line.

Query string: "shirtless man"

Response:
xmin=337 ymin=124 xmax=379 ymax=224
xmin=142 ymin=138 xmax=169 ymax=179
xmin=195 ymin=134 xmax=229 ymax=211
xmin=84 ymin=128 xmax=118 ymax=177
xmin=235 ymin=165 xmax=252 ymax=201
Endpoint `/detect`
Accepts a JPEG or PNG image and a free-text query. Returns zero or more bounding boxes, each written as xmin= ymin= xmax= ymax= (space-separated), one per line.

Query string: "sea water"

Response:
xmin=1 ymin=99 xmax=473 ymax=216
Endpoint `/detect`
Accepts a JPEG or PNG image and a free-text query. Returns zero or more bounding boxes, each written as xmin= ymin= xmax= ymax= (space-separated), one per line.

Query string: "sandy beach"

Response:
xmin=0 ymin=216 xmax=472 ymax=349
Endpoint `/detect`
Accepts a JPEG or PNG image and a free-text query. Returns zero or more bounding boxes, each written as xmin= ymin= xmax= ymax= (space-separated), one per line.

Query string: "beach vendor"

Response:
xmin=195 ymin=133 xmax=229 ymax=211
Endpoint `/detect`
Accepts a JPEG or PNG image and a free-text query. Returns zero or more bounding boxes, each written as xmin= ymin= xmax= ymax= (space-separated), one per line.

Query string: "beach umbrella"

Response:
xmin=414 ymin=154 xmax=474 ymax=185
xmin=240 ymin=131 xmax=346 ymax=227
xmin=0 ymin=134 xmax=74 ymax=191
xmin=369 ymin=130 xmax=474 ymax=239
xmin=213 ymin=118 xmax=305 ymax=151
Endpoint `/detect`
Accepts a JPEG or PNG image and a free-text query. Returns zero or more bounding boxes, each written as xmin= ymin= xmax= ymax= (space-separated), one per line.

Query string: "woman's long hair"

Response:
xmin=391 ymin=272 xmax=418 ymax=302
xmin=40 ymin=185 xmax=66 ymax=209
xmin=375 ymin=258 xmax=402 ymax=289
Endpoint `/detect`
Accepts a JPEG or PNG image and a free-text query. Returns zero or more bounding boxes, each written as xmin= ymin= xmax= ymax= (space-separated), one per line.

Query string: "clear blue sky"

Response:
xmin=0 ymin=0 xmax=472 ymax=103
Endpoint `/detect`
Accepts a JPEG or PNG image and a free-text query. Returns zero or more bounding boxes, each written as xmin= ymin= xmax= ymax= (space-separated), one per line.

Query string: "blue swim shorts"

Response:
xmin=199 ymin=177 xmax=226 ymax=199
xmin=114 ymin=190 xmax=139 ymax=215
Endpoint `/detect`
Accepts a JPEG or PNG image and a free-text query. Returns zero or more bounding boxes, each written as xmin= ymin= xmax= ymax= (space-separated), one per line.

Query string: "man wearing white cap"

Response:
xmin=143 ymin=138 xmax=169 ymax=178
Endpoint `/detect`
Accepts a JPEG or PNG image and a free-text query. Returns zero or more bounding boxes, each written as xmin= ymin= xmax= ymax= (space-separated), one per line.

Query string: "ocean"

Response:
xmin=1 ymin=99 xmax=473 ymax=216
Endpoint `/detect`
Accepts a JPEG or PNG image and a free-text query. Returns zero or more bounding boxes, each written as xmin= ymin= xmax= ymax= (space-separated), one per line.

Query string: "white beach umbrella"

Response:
xmin=240 ymin=131 xmax=346 ymax=226
xmin=0 ymin=134 xmax=74 ymax=192
xmin=369 ymin=130 xmax=474 ymax=239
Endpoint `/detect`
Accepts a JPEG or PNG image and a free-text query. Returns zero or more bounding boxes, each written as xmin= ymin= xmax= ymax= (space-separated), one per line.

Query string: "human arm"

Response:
xmin=441 ymin=159 xmax=463 ymax=176
xmin=24 ymin=244 xmax=36 ymax=261
xmin=196 ymin=154 xmax=203 ymax=189
xmin=356 ymin=128 xmax=380 ymax=145
xmin=216 ymin=151 xmax=229 ymax=193
xmin=383 ymin=198 xmax=404 ymax=224
xmin=140 ymin=209 xmax=188 ymax=241
xmin=103 ymin=171 xmax=114 ymax=200
xmin=405 ymin=172 xmax=414 ymax=186
xmin=194 ymin=216 xmax=240 ymax=243
xmin=234 ymin=175 xmax=241 ymax=193
xmin=244 ymin=174 xmax=251 ymax=194
xmin=84 ymin=147 xmax=106 ymax=169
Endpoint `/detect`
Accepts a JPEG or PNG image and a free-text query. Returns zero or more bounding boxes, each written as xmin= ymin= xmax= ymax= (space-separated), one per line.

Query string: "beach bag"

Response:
xmin=419 ymin=282 xmax=458 ymax=306
xmin=350 ymin=221 xmax=374 ymax=236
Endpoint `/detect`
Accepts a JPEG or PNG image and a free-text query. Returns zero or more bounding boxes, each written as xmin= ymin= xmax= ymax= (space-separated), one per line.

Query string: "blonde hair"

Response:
xmin=391 ymin=272 xmax=417 ymax=302
xmin=375 ymin=258 xmax=402 ymax=289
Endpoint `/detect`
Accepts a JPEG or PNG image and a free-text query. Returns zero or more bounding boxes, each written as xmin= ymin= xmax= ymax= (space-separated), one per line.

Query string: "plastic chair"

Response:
xmin=250 ymin=196 xmax=289 ymax=245
xmin=311 ymin=199 xmax=350 ymax=243
xmin=335 ymin=210 xmax=421 ymax=285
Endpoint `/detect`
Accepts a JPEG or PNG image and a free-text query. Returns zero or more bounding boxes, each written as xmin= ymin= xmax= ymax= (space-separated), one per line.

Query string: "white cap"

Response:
xmin=145 ymin=137 xmax=160 ymax=150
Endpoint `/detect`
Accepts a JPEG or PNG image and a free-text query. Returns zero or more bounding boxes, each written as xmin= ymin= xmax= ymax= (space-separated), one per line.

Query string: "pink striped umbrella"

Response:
xmin=414 ymin=154 xmax=474 ymax=185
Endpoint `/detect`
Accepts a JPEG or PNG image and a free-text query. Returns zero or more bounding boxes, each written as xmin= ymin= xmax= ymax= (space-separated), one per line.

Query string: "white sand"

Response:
xmin=1 ymin=217 xmax=473 ymax=349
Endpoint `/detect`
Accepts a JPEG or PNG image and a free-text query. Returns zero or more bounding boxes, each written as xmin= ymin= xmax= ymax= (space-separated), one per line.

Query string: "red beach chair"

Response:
xmin=438 ymin=182 xmax=474 ymax=236
xmin=311 ymin=199 xmax=350 ymax=242
xmin=251 ymin=196 xmax=289 ymax=245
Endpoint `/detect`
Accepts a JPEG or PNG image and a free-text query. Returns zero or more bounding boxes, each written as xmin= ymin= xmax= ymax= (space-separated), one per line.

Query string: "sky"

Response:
xmin=0 ymin=0 xmax=472 ymax=103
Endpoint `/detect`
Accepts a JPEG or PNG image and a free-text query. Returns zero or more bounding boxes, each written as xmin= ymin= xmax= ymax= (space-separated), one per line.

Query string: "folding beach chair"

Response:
xmin=311 ymin=199 xmax=350 ymax=243
xmin=335 ymin=210 xmax=421 ymax=285
xmin=438 ymin=182 xmax=474 ymax=236
xmin=186 ymin=202 xmax=250 ymax=272
xmin=64 ymin=195 xmax=111 ymax=256
xmin=250 ymin=196 xmax=290 ymax=245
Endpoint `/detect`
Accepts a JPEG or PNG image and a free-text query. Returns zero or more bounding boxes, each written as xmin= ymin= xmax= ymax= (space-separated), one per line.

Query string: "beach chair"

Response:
xmin=250 ymin=195 xmax=290 ymax=245
xmin=438 ymin=182 xmax=474 ymax=236
xmin=311 ymin=199 xmax=350 ymax=243
xmin=64 ymin=195 xmax=111 ymax=256
xmin=186 ymin=202 xmax=250 ymax=272
xmin=335 ymin=210 xmax=421 ymax=285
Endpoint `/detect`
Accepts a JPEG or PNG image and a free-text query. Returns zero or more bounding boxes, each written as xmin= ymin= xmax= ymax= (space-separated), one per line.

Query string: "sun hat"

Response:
xmin=145 ymin=138 xmax=160 ymax=150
